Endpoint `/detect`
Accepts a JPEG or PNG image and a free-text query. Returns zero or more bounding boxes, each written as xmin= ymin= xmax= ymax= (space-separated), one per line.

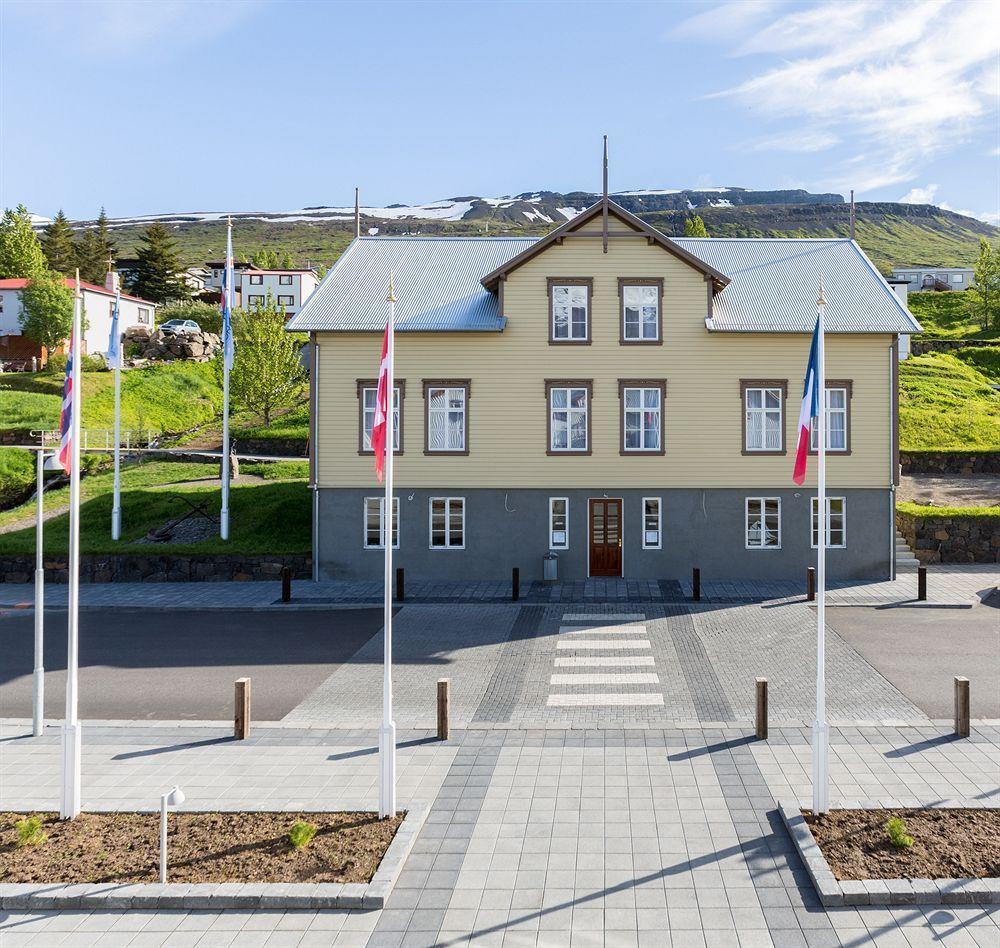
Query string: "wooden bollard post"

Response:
xmin=756 ymin=678 xmax=768 ymax=740
xmin=437 ymin=679 xmax=450 ymax=741
xmin=512 ymin=567 xmax=520 ymax=602
xmin=396 ymin=567 xmax=405 ymax=602
xmin=280 ymin=566 xmax=291 ymax=603
xmin=234 ymin=677 xmax=251 ymax=740
xmin=917 ymin=566 xmax=927 ymax=602
xmin=806 ymin=567 xmax=816 ymax=602
xmin=692 ymin=567 xmax=701 ymax=602
xmin=954 ymin=676 xmax=970 ymax=738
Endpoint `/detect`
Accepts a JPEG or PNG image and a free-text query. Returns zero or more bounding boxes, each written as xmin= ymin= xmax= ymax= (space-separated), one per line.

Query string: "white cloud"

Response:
xmin=672 ymin=1 xmax=777 ymax=40
xmin=690 ymin=0 xmax=999 ymax=193
xmin=899 ymin=185 xmax=940 ymax=205
xmin=900 ymin=183 xmax=999 ymax=224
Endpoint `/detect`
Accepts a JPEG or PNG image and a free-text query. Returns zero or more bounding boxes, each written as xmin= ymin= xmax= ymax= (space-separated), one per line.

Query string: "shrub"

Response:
xmin=15 ymin=815 xmax=48 ymax=847
xmin=885 ymin=816 xmax=913 ymax=849
xmin=288 ymin=820 xmax=318 ymax=849
xmin=158 ymin=300 xmax=222 ymax=335
xmin=80 ymin=353 xmax=108 ymax=372
xmin=44 ymin=354 xmax=67 ymax=374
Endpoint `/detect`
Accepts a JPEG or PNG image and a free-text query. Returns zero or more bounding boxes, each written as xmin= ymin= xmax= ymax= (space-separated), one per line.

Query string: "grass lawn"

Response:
xmin=952 ymin=346 xmax=1000 ymax=384
xmin=242 ymin=460 xmax=309 ymax=480
xmin=236 ymin=402 xmax=309 ymax=445
xmin=0 ymin=448 xmax=36 ymax=506
xmin=897 ymin=501 xmax=1000 ymax=518
xmin=0 ymin=458 xmax=309 ymax=555
xmin=899 ymin=352 xmax=1000 ymax=452
xmin=907 ymin=292 xmax=997 ymax=340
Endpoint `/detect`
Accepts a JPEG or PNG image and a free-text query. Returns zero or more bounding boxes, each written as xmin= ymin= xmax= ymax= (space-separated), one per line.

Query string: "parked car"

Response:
xmin=160 ymin=318 xmax=201 ymax=336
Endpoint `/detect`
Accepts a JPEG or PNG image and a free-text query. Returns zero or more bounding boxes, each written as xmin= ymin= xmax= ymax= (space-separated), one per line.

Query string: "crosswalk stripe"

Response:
xmin=550 ymin=673 xmax=659 ymax=685
xmin=547 ymin=693 xmax=665 ymax=707
xmin=555 ymin=656 xmax=656 ymax=667
xmin=559 ymin=625 xmax=647 ymax=635
xmin=556 ymin=639 xmax=650 ymax=649
xmin=561 ymin=613 xmax=645 ymax=622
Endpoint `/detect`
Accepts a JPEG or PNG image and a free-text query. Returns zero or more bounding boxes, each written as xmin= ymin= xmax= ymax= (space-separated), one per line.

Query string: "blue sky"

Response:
xmin=2 ymin=0 xmax=997 ymax=222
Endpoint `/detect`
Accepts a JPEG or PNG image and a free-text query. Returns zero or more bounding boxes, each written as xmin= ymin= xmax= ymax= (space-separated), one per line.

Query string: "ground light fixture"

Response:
xmin=159 ymin=786 xmax=185 ymax=883
xmin=42 ymin=452 xmax=62 ymax=472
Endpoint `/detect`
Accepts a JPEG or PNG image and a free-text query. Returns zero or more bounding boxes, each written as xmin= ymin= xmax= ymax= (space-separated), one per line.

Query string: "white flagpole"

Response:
xmin=221 ymin=218 xmax=233 ymax=540
xmin=33 ymin=445 xmax=45 ymax=737
xmin=61 ymin=270 xmax=83 ymax=820
xmin=812 ymin=276 xmax=830 ymax=815
xmin=111 ymin=289 xmax=122 ymax=540
xmin=379 ymin=274 xmax=397 ymax=820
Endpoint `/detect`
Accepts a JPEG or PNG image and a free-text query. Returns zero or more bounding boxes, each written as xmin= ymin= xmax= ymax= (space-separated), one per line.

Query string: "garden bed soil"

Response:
xmin=805 ymin=808 xmax=1000 ymax=881
xmin=0 ymin=811 xmax=404 ymax=884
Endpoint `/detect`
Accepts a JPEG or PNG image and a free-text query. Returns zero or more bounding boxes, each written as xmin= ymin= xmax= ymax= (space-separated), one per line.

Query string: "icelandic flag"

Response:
xmin=107 ymin=290 xmax=121 ymax=370
xmin=57 ymin=331 xmax=75 ymax=474
xmin=221 ymin=222 xmax=235 ymax=370
xmin=371 ymin=318 xmax=391 ymax=483
xmin=792 ymin=316 xmax=820 ymax=485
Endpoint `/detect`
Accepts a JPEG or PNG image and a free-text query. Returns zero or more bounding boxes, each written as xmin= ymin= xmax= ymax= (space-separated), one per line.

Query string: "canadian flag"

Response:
xmin=371 ymin=319 xmax=391 ymax=482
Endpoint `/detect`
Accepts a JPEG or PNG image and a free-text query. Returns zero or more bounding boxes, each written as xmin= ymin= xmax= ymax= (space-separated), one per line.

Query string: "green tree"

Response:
xmin=217 ymin=294 xmax=306 ymax=426
xmin=157 ymin=299 xmax=222 ymax=335
xmin=75 ymin=208 xmax=117 ymax=283
xmin=127 ymin=222 xmax=191 ymax=303
xmin=41 ymin=210 xmax=78 ymax=276
xmin=967 ymin=238 xmax=1000 ymax=331
xmin=0 ymin=204 xmax=46 ymax=278
xmin=18 ymin=270 xmax=76 ymax=357
xmin=684 ymin=215 xmax=709 ymax=237
xmin=250 ymin=248 xmax=295 ymax=269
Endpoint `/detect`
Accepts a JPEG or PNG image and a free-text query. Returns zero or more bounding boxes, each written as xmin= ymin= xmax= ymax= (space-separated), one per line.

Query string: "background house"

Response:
xmin=239 ymin=268 xmax=319 ymax=318
xmin=890 ymin=266 xmax=975 ymax=291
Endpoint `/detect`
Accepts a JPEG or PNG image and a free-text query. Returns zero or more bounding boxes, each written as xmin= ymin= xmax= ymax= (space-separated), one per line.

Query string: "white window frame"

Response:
xmin=361 ymin=385 xmax=401 ymax=453
xmin=811 ymin=496 xmax=846 ymax=549
xmin=551 ymin=283 xmax=589 ymax=341
xmin=426 ymin=386 xmax=467 ymax=452
xmin=429 ymin=497 xmax=465 ymax=550
xmin=744 ymin=387 xmax=783 ymax=452
xmin=363 ymin=496 xmax=399 ymax=550
xmin=951 ymin=274 xmax=964 ymax=283
xmin=622 ymin=283 xmax=659 ymax=341
xmin=810 ymin=387 xmax=848 ymax=452
xmin=549 ymin=387 xmax=589 ymax=452
xmin=745 ymin=497 xmax=781 ymax=550
xmin=137 ymin=307 xmax=149 ymax=324
xmin=622 ymin=386 xmax=662 ymax=452
xmin=642 ymin=497 xmax=662 ymax=550
xmin=549 ymin=497 xmax=569 ymax=550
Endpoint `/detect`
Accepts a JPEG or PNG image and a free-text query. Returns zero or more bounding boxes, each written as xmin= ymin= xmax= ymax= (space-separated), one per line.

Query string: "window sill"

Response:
xmin=546 ymin=449 xmax=592 ymax=456
xmin=423 ymin=450 xmax=469 ymax=457
xmin=548 ymin=339 xmax=592 ymax=346
xmin=620 ymin=449 xmax=666 ymax=456
xmin=620 ymin=338 xmax=663 ymax=346
xmin=741 ymin=449 xmax=787 ymax=457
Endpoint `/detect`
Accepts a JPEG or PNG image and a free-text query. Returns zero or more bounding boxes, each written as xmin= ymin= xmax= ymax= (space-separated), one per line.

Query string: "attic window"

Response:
xmin=548 ymin=278 xmax=592 ymax=344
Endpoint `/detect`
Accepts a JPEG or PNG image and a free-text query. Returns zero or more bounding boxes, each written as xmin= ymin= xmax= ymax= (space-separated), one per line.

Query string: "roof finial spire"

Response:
xmin=849 ymin=189 xmax=856 ymax=240
xmin=602 ymin=135 xmax=609 ymax=254
xmin=355 ymin=187 xmax=361 ymax=239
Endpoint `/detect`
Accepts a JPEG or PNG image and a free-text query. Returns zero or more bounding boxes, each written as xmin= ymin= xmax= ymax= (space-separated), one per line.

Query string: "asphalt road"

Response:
xmin=825 ymin=601 xmax=1000 ymax=719
xmin=0 ymin=608 xmax=387 ymax=721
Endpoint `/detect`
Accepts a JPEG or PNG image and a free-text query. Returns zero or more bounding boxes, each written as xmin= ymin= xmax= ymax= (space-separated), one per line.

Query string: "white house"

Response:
xmin=239 ymin=268 xmax=319 ymax=318
xmin=890 ymin=266 xmax=975 ymax=291
xmin=0 ymin=271 xmax=156 ymax=366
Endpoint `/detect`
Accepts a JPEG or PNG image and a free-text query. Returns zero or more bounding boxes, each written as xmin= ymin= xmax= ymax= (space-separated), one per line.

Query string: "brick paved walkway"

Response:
xmin=1 ymin=722 xmax=997 ymax=946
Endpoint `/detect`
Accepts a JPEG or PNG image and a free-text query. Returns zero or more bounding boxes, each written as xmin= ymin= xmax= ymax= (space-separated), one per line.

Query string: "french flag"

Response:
xmin=792 ymin=317 xmax=820 ymax=485
xmin=57 ymin=331 xmax=75 ymax=474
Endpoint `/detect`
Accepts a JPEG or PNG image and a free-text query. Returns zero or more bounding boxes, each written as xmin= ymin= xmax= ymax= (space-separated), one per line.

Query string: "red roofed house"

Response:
xmin=0 ymin=271 xmax=156 ymax=367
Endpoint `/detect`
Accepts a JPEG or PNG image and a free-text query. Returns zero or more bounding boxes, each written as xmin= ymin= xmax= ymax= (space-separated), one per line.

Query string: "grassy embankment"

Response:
xmin=906 ymin=292 xmax=997 ymax=340
xmin=897 ymin=501 xmax=1000 ymax=519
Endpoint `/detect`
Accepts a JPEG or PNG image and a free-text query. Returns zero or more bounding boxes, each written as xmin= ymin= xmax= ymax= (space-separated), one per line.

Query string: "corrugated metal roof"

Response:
xmin=673 ymin=238 xmax=921 ymax=333
xmin=286 ymin=237 xmax=536 ymax=332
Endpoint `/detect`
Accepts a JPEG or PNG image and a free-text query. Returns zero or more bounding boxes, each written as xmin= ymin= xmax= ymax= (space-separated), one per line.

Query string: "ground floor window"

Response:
xmin=642 ymin=497 xmax=661 ymax=549
xmin=549 ymin=497 xmax=569 ymax=549
xmin=811 ymin=496 xmax=846 ymax=548
xmin=746 ymin=497 xmax=781 ymax=549
xmin=364 ymin=496 xmax=398 ymax=549
xmin=430 ymin=497 xmax=464 ymax=549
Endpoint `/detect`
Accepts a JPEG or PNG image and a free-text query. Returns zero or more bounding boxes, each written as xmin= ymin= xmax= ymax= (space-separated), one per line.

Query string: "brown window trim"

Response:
xmin=618 ymin=278 xmax=664 ymax=345
xmin=544 ymin=379 xmax=593 ymax=456
xmin=618 ymin=379 xmax=667 ymax=455
xmin=807 ymin=379 xmax=853 ymax=456
xmin=356 ymin=378 xmax=406 ymax=456
xmin=547 ymin=277 xmax=593 ymax=345
xmin=422 ymin=379 xmax=471 ymax=456
xmin=740 ymin=379 xmax=789 ymax=456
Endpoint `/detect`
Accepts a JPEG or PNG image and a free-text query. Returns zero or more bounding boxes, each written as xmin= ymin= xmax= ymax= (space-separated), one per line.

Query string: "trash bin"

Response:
xmin=543 ymin=552 xmax=558 ymax=582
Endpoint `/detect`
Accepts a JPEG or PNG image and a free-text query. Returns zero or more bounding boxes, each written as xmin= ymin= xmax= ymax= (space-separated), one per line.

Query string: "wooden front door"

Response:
xmin=589 ymin=499 xmax=623 ymax=577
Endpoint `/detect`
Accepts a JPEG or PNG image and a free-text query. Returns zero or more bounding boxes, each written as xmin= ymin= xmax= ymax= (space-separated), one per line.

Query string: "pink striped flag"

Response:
xmin=371 ymin=320 xmax=391 ymax=483
xmin=792 ymin=317 xmax=820 ymax=485
xmin=57 ymin=331 xmax=75 ymax=474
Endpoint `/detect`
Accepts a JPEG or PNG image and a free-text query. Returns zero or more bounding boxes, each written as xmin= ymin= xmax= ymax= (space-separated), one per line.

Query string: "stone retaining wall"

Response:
xmin=900 ymin=451 xmax=1000 ymax=475
xmin=0 ymin=553 xmax=311 ymax=584
xmin=896 ymin=511 xmax=999 ymax=564
xmin=909 ymin=338 xmax=998 ymax=355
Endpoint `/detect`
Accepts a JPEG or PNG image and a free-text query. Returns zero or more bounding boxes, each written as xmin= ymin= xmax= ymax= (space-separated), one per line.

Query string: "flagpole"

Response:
xmin=60 ymin=270 xmax=83 ymax=820
xmin=812 ymin=276 xmax=830 ymax=816
xmin=33 ymin=445 xmax=44 ymax=737
xmin=111 ymin=288 xmax=122 ymax=541
xmin=220 ymin=218 xmax=233 ymax=540
xmin=379 ymin=274 xmax=397 ymax=820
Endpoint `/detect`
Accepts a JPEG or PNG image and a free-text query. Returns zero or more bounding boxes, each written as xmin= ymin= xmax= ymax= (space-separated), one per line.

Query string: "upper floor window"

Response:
xmin=277 ymin=294 xmax=295 ymax=306
xmin=810 ymin=383 xmax=852 ymax=453
xmin=249 ymin=274 xmax=263 ymax=285
xmin=248 ymin=294 xmax=264 ymax=306
xmin=547 ymin=278 xmax=591 ymax=344
xmin=741 ymin=380 xmax=787 ymax=454
xmin=746 ymin=497 xmax=781 ymax=549
xmin=279 ymin=274 xmax=293 ymax=285
xmin=423 ymin=380 xmax=469 ymax=454
xmin=364 ymin=496 xmax=399 ymax=549
xmin=619 ymin=279 xmax=662 ymax=343
xmin=357 ymin=379 xmax=403 ymax=454
xmin=951 ymin=274 xmax=964 ymax=283
xmin=620 ymin=381 xmax=665 ymax=454
xmin=811 ymin=496 xmax=846 ymax=549
xmin=549 ymin=497 xmax=569 ymax=550
xmin=546 ymin=381 xmax=591 ymax=454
